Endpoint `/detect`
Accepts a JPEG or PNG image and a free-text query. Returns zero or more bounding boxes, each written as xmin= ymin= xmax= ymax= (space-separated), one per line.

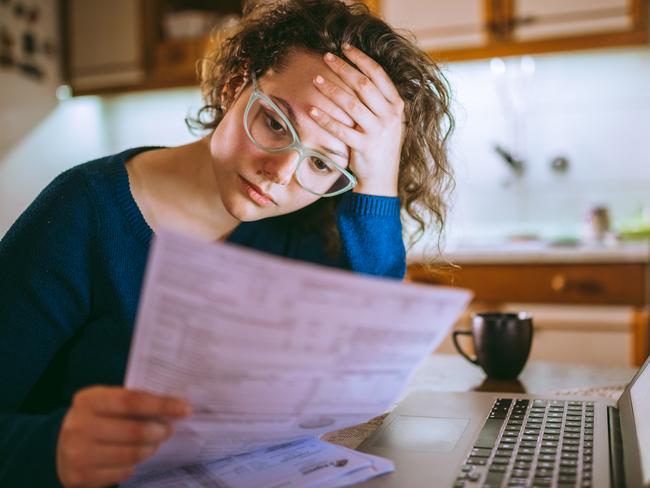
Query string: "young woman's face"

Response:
xmin=209 ymin=50 xmax=352 ymax=221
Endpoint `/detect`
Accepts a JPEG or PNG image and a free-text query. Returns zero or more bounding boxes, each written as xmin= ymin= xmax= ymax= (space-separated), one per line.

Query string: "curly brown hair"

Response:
xmin=189 ymin=0 xmax=454 ymax=257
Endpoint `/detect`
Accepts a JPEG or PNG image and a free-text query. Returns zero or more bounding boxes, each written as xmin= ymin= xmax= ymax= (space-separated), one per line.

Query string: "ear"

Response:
xmin=220 ymin=72 xmax=250 ymax=111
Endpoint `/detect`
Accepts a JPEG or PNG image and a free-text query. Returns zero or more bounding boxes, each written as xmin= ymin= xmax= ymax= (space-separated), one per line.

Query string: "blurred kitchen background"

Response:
xmin=1 ymin=0 xmax=649 ymax=368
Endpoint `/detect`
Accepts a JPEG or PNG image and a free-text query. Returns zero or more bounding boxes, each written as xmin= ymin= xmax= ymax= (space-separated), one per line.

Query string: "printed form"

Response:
xmin=123 ymin=230 xmax=471 ymax=487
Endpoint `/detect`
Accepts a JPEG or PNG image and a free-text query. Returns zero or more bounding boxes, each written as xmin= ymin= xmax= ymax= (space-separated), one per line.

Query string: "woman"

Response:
xmin=0 ymin=0 xmax=453 ymax=486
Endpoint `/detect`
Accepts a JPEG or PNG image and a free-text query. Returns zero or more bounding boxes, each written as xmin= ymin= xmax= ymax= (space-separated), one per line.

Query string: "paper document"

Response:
xmin=123 ymin=229 xmax=471 ymax=485
xmin=122 ymin=437 xmax=394 ymax=488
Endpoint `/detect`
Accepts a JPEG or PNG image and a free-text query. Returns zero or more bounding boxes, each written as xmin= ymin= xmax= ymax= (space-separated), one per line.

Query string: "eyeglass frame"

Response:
xmin=242 ymin=72 xmax=357 ymax=197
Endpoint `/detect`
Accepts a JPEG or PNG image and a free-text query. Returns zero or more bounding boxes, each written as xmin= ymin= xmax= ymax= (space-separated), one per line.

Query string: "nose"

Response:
xmin=259 ymin=150 xmax=300 ymax=186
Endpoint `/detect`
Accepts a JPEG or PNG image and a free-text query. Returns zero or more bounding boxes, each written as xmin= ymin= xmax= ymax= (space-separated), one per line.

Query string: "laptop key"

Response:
xmin=491 ymin=456 xmax=511 ymax=465
xmin=511 ymin=470 xmax=530 ymax=479
xmin=533 ymin=481 xmax=553 ymax=487
xmin=470 ymin=447 xmax=492 ymax=457
xmin=466 ymin=456 xmax=486 ymax=465
xmin=559 ymin=475 xmax=577 ymax=482
xmin=485 ymin=471 xmax=505 ymax=485
xmin=535 ymin=468 xmax=554 ymax=475
xmin=508 ymin=477 xmax=529 ymax=486
xmin=516 ymin=454 xmax=534 ymax=462
xmin=467 ymin=472 xmax=481 ymax=482
xmin=474 ymin=418 xmax=505 ymax=449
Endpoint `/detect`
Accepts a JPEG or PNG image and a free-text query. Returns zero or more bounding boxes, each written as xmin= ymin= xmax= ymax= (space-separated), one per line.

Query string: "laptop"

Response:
xmin=355 ymin=356 xmax=650 ymax=488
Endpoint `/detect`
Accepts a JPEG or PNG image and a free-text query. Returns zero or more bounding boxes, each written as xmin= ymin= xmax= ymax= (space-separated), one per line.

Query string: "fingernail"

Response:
xmin=310 ymin=107 xmax=320 ymax=117
xmin=314 ymin=75 xmax=324 ymax=85
xmin=324 ymin=52 xmax=335 ymax=62
xmin=342 ymin=43 xmax=352 ymax=50
xmin=175 ymin=402 xmax=191 ymax=416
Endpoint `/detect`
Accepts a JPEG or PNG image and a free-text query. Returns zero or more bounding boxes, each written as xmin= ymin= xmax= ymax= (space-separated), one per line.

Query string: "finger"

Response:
xmin=323 ymin=51 xmax=391 ymax=118
xmin=314 ymin=90 xmax=356 ymax=128
xmin=340 ymin=45 xmax=402 ymax=106
xmin=81 ymin=466 xmax=135 ymax=488
xmin=313 ymin=74 xmax=376 ymax=130
xmin=75 ymin=387 xmax=191 ymax=418
xmin=90 ymin=416 xmax=172 ymax=444
xmin=309 ymin=107 xmax=363 ymax=149
xmin=88 ymin=443 xmax=161 ymax=468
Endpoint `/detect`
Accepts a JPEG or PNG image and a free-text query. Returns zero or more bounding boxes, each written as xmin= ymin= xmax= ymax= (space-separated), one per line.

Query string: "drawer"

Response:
xmin=153 ymin=37 xmax=210 ymax=83
xmin=408 ymin=263 xmax=647 ymax=306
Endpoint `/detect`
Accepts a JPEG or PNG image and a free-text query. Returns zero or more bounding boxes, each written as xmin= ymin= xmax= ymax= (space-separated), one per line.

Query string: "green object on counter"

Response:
xmin=618 ymin=205 xmax=650 ymax=241
xmin=619 ymin=227 xmax=650 ymax=240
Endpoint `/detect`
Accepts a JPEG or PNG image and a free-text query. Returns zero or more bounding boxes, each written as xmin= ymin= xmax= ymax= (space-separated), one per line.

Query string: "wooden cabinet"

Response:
xmin=62 ymin=0 xmax=648 ymax=93
xmin=62 ymin=0 xmax=381 ymax=95
xmin=381 ymin=0 xmax=489 ymax=52
xmin=63 ymin=0 xmax=244 ymax=95
xmin=63 ymin=0 xmax=146 ymax=93
xmin=408 ymin=260 xmax=650 ymax=366
xmin=511 ymin=0 xmax=637 ymax=41
xmin=379 ymin=0 xmax=648 ymax=62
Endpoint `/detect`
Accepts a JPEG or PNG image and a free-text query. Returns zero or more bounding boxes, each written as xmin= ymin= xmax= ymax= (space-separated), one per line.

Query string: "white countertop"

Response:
xmin=412 ymin=241 xmax=650 ymax=264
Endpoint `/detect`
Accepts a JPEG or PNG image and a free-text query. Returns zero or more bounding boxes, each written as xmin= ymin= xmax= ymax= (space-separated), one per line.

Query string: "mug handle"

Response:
xmin=452 ymin=330 xmax=479 ymax=365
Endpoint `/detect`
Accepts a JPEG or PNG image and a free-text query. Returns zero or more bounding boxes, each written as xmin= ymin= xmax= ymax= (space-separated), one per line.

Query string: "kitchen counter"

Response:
xmin=435 ymin=241 xmax=650 ymax=265
xmin=408 ymin=240 xmax=650 ymax=367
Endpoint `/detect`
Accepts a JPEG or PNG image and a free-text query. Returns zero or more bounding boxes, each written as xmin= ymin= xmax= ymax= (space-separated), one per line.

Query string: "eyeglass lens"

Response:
xmin=245 ymin=97 xmax=351 ymax=195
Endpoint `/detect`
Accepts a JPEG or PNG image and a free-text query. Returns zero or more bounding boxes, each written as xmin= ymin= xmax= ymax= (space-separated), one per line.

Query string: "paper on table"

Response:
xmin=124 ymin=229 xmax=471 ymax=474
xmin=121 ymin=437 xmax=394 ymax=488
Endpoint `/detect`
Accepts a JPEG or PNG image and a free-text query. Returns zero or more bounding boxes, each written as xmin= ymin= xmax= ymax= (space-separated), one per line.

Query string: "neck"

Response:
xmin=179 ymin=136 xmax=240 ymax=240
xmin=136 ymin=136 xmax=240 ymax=241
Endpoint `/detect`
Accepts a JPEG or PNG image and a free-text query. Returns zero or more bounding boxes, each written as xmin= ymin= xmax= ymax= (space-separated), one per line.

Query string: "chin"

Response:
xmin=222 ymin=194 xmax=273 ymax=222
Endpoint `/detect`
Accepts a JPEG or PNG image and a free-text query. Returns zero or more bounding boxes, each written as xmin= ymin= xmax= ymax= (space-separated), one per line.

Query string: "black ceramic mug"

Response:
xmin=452 ymin=312 xmax=534 ymax=379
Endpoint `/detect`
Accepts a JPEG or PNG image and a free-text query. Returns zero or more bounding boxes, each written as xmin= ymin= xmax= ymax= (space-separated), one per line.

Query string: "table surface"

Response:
xmin=322 ymin=354 xmax=638 ymax=449
xmin=404 ymin=353 xmax=637 ymax=396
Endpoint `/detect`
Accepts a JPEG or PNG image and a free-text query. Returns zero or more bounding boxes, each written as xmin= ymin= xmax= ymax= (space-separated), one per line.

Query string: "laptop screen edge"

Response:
xmin=617 ymin=355 xmax=650 ymax=487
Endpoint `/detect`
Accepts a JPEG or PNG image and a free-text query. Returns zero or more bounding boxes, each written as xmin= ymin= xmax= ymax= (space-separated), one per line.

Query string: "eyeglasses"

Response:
xmin=243 ymin=72 xmax=357 ymax=197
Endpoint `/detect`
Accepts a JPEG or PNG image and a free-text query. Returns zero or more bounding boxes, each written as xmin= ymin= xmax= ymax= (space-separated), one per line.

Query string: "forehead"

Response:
xmin=256 ymin=50 xmax=350 ymax=156
xmin=264 ymin=49 xmax=334 ymax=91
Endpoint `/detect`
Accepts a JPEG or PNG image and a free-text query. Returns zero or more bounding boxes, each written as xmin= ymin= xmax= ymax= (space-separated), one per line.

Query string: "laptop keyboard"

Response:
xmin=454 ymin=398 xmax=595 ymax=488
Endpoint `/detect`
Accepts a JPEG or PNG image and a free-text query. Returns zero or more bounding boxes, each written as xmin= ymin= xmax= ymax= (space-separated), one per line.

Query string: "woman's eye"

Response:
xmin=264 ymin=113 xmax=286 ymax=134
xmin=311 ymin=157 xmax=332 ymax=173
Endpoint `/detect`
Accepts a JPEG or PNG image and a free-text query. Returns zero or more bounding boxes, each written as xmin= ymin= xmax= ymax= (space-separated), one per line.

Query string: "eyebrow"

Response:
xmin=270 ymin=95 xmax=349 ymax=161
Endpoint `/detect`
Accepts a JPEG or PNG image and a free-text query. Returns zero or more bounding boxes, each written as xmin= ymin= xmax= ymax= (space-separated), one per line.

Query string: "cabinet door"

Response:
xmin=66 ymin=0 xmax=145 ymax=92
xmin=381 ymin=0 xmax=488 ymax=51
xmin=512 ymin=0 xmax=635 ymax=41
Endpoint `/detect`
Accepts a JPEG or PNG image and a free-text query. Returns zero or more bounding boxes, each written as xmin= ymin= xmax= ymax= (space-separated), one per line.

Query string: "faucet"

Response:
xmin=494 ymin=144 xmax=525 ymax=177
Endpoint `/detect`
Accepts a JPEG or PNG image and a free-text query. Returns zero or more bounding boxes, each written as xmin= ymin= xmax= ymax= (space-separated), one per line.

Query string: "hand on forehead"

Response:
xmin=262 ymin=50 xmax=356 ymax=129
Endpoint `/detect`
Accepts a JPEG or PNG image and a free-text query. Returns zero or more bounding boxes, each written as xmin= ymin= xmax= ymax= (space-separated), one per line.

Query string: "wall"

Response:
xmin=0 ymin=88 xmax=202 ymax=236
xmin=0 ymin=0 xmax=60 ymax=157
xmin=1 ymin=45 xmax=649 ymax=242
xmin=442 ymin=45 xmax=650 ymax=248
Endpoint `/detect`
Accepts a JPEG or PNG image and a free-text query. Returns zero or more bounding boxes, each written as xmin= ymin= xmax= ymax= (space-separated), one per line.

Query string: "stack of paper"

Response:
xmin=122 ymin=230 xmax=471 ymax=487
xmin=122 ymin=437 xmax=393 ymax=488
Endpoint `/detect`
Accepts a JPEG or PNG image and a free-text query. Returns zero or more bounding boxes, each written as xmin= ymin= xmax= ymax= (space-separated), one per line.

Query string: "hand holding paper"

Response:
xmin=122 ymin=230 xmax=471 ymax=486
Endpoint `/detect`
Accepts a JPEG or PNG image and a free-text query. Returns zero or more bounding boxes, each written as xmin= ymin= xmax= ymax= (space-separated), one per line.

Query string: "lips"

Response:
xmin=239 ymin=176 xmax=277 ymax=207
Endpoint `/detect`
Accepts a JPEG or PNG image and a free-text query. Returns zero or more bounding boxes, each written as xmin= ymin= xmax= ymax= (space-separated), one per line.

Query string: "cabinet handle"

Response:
xmin=550 ymin=274 xmax=603 ymax=295
xmin=551 ymin=274 xmax=567 ymax=292
xmin=489 ymin=0 xmax=508 ymax=40
xmin=507 ymin=15 xmax=537 ymax=29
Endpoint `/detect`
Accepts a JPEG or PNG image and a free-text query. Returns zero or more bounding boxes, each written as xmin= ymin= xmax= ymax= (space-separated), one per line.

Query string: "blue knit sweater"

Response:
xmin=0 ymin=147 xmax=405 ymax=487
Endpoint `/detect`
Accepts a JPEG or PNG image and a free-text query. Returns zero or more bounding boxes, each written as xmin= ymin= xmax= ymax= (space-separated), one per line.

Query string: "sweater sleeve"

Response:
xmin=336 ymin=192 xmax=405 ymax=279
xmin=0 ymin=168 xmax=94 ymax=487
